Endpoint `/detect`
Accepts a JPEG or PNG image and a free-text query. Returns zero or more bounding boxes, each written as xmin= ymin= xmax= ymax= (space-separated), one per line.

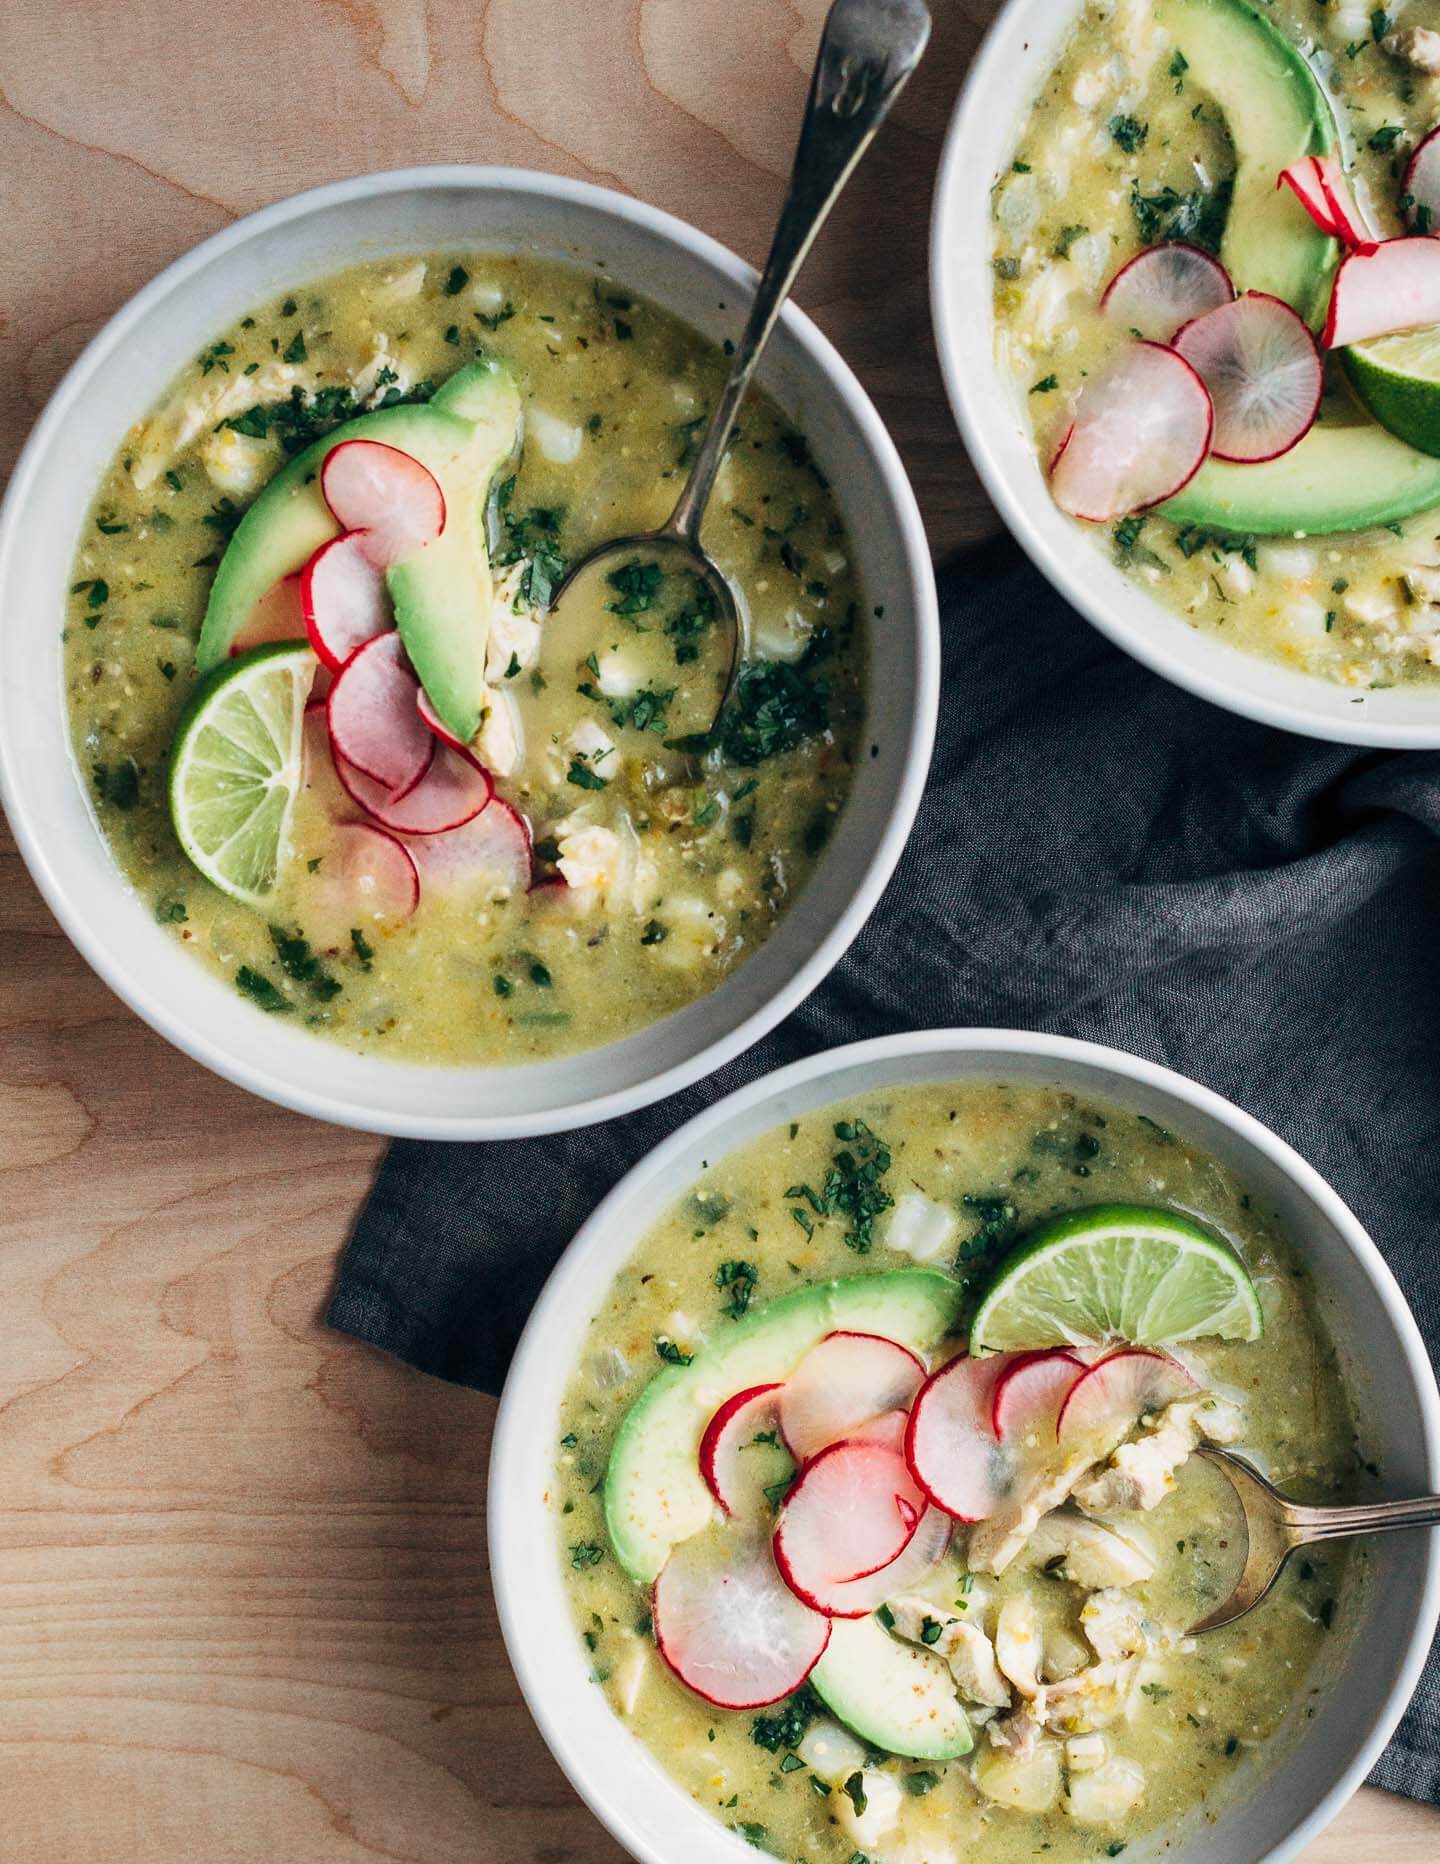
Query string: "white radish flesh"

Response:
xmin=785 ymin=1502 xmax=951 ymax=1619
xmin=1278 ymin=155 xmax=1369 ymax=247
xmin=698 ymin=1384 xmax=787 ymax=1518
xmin=773 ymin=1441 xmax=924 ymax=1604
xmin=991 ymin=1349 xmax=1085 ymax=1444
xmin=1056 ymin=1349 xmax=1199 ymax=1456
xmin=1404 ymin=128 xmax=1440 ymax=235
xmin=407 ymin=797 xmax=533 ymax=894
xmin=326 ymin=631 xmax=433 ymax=795
xmin=1323 ymin=238 xmax=1440 ymax=347
xmin=309 ymin=822 xmax=419 ymax=937
xmin=320 ymin=439 xmax=446 ymax=568
xmin=1048 ymin=343 xmax=1214 ymax=522
xmin=904 ymin=1353 xmax=1011 ymax=1522
xmin=334 ymin=739 xmax=493 ymax=835
xmin=1172 ymin=293 xmax=1323 ymax=463
xmin=1099 ymin=242 xmax=1233 ymax=342
xmin=652 ymin=1525 xmax=830 ymax=1709
xmin=302 ymin=532 xmax=391 ymax=671
xmin=778 ymin=1331 xmax=926 ymax=1464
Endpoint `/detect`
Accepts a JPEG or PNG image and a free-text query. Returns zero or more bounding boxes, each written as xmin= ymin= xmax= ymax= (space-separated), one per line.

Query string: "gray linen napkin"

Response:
xmin=328 ymin=541 xmax=1440 ymax=1799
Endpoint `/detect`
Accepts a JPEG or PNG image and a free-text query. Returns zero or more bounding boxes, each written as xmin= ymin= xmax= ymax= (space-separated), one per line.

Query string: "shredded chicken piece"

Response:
xmin=1079 ymin=1589 xmax=1150 ymax=1663
xmin=966 ymin=1453 xmax=1101 ymax=1575
xmin=1073 ymin=1395 xmax=1243 ymax=1515
xmin=886 ymin=1596 xmax=1011 ymax=1708
xmin=1024 ymin=1511 xmax=1155 ymax=1589
xmin=1383 ymin=27 xmax=1440 ymax=73
xmin=994 ymin=1596 xmax=1044 ymax=1699
xmin=1037 ymin=1658 xmax=1140 ymax=1735
xmin=987 ymin=1705 xmax=1042 ymax=1761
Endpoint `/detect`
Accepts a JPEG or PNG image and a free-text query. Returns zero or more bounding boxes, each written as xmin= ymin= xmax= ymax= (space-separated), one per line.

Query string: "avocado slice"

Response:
xmin=1162 ymin=421 xmax=1440 ymax=533
xmin=196 ymin=360 xmax=522 ymax=743
xmin=603 ymin=1269 xmax=963 ymax=1586
xmin=1158 ymin=0 xmax=1337 ymax=324
xmin=811 ymin=1615 xmax=974 ymax=1762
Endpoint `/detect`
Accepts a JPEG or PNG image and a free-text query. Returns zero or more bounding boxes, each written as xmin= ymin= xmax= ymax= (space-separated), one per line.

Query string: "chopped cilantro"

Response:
xmin=91 ymin=760 xmax=139 ymax=810
xmin=750 ymin=1691 xmax=818 ymax=1754
xmin=1030 ymin=373 xmax=1059 ymax=394
xmin=235 ymin=965 xmax=289 ymax=1012
xmin=154 ymin=895 xmax=188 ymax=924
xmin=282 ymin=330 xmax=307 ymax=365
xmin=1109 ymin=114 xmax=1148 ymax=154
xmin=350 ymin=927 xmax=374 ymax=969
xmin=477 ymin=300 xmax=516 ymax=332
xmin=566 ymin=757 xmax=609 ymax=791
xmin=606 ymin=558 xmax=665 ymax=616
xmin=785 ymin=1119 xmax=893 ymax=1254
xmin=903 ymin=1771 xmax=941 ymax=1797
xmin=655 ymin=1337 xmax=693 ymax=1366
xmin=718 ymin=652 xmax=829 ymax=767
xmin=1370 ymin=126 xmax=1403 ymax=152
xmin=493 ymin=974 xmax=513 ymax=998
xmin=716 ymin=1259 xmax=759 ymax=1319
xmin=640 ymin=920 xmax=668 ymax=946
xmin=444 ymin=265 xmax=470 ymax=295
xmin=269 ymin=925 xmax=341 ymax=1001
xmin=842 ymin=1773 xmax=867 ymax=1817
xmin=569 ymin=1541 xmax=603 ymax=1570
xmin=1130 ymin=177 xmax=1231 ymax=253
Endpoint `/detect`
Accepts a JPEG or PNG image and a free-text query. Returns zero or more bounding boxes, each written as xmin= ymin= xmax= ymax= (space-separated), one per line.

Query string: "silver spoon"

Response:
xmin=544 ymin=0 xmax=931 ymax=734
xmin=1188 ymin=1445 xmax=1440 ymax=1634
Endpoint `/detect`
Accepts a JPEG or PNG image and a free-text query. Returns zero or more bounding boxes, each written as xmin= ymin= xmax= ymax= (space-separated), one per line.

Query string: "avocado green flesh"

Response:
xmin=195 ymin=360 xmax=523 ymax=744
xmin=1162 ymin=421 xmax=1440 ymax=533
xmin=1158 ymin=0 xmax=1336 ymax=325
xmin=810 ymin=1616 xmax=974 ymax=1762
xmin=603 ymin=1269 xmax=963 ymax=1586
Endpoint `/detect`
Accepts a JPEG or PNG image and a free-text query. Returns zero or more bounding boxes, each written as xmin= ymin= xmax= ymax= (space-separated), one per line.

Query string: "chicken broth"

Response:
xmin=66 ymin=254 xmax=866 ymax=1063
xmin=556 ymin=1081 xmax=1362 ymax=1862
xmin=993 ymin=0 xmax=1440 ymax=691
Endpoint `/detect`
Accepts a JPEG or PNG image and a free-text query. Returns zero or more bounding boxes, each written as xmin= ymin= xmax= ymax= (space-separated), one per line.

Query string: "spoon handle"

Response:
xmin=666 ymin=0 xmax=931 ymax=543
xmin=1288 ymin=1492 xmax=1440 ymax=1544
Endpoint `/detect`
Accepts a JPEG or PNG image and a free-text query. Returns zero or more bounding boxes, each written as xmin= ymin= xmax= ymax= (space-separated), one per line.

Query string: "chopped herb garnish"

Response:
xmin=569 ymin=1541 xmax=603 ymax=1570
xmin=842 ymin=1773 xmax=867 ymax=1817
xmin=1109 ymin=114 xmax=1148 ymax=154
xmin=903 ymin=1771 xmax=941 ymax=1797
xmin=155 ymin=895 xmax=188 ymax=924
xmin=567 ymin=757 xmax=609 ymax=791
xmin=1369 ymin=126 xmax=1403 ymax=152
xmin=1130 ymin=177 xmax=1231 ymax=253
xmin=718 ymin=650 xmax=829 ymax=767
xmin=95 ymin=513 xmax=128 ymax=535
xmin=919 ymin=1616 xmax=944 ymax=1645
xmin=716 ymin=1259 xmax=759 ymax=1319
xmin=494 ymin=974 xmax=513 ymax=998
xmin=640 ymin=919 xmax=668 ymax=946
xmin=751 ymin=1691 xmax=817 ymax=1752
xmin=282 ymin=330 xmax=307 ymax=365
xmin=444 ymin=265 xmax=470 ymax=295
xmin=656 ymin=1337 xmax=693 ymax=1366
xmin=235 ymin=965 xmax=289 ymax=1012
xmin=477 ymin=299 xmax=516 ymax=332
xmin=91 ymin=759 xmax=139 ymax=811
xmin=785 ymin=1119 xmax=893 ymax=1254
xmin=269 ymin=925 xmax=341 ymax=1001
xmin=606 ymin=558 xmax=665 ymax=616
xmin=350 ymin=927 xmax=374 ymax=969
xmin=1030 ymin=373 xmax=1059 ymax=394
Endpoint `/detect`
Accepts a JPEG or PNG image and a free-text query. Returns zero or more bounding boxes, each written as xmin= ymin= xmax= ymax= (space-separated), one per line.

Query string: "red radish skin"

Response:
xmin=700 ymin=1385 xmax=786 ymax=1517
xmin=773 ymin=1441 xmax=925 ymax=1599
xmin=1404 ymin=128 xmax=1440 ymax=235
xmin=1323 ymin=238 xmax=1440 ymax=347
xmin=326 ymin=632 xmax=433 ymax=794
xmin=418 ymin=684 xmax=474 ymax=756
xmin=904 ymin=1354 xmax=1011 ymax=1523
xmin=320 ymin=440 xmax=446 ymax=568
xmin=1048 ymin=342 xmax=1214 ymax=522
xmin=334 ymin=740 xmax=493 ymax=835
xmin=408 ymin=796 xmax=532 ymax=893
xmin=230 ymin=572 xmax=307 ymax=656
xmin=1172 ymin=293 xmax=1323 ymax=463
xmin=1056 ymin=1349 xmax=1200 ymax=1454
xmin=777 ymin=1331 xmax=926 ymax=1465
xmin=990 ymin=1349 xmax=1085 ymax=1442
xmin=787 ymin=1504 xmax=952 ymax=1619
xmin=1278 ymin=155 xmax=1370 ymax=247
xmin=1099 ymin=242 xmax=1234 ymax=342
xmin=301 ymin=532 xmax=392 ymax=672
xmin=653 ymin=1527 xmax=830 ymax=1709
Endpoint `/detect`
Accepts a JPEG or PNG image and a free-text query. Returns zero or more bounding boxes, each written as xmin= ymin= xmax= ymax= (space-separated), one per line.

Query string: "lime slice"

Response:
xmin=1345 ymin=329 xmax=1440 ymax=457
xmin=168 ymin=642 xmax=313 ymax=908
xmin=968 ymin=1204 xmax=1263 ymax=1356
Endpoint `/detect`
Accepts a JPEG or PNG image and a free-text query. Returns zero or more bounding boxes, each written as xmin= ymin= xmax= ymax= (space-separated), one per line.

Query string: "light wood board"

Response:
xmin=0 ymin=0 xmax=1435 ymax=1854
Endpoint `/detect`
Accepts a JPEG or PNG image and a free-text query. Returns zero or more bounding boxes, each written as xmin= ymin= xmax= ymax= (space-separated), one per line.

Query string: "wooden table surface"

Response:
xmin=1 ymin=0 xmax=1436 ymax=1856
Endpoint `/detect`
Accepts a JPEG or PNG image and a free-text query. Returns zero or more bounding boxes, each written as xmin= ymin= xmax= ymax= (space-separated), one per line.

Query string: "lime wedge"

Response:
xmin=1345 ymin=329 xmax=1440 ymax=457
xmin=968 ymin=1204 xmax=1263 ymax=1356
xmin=168 ymin=642 xmax=313 ymax=908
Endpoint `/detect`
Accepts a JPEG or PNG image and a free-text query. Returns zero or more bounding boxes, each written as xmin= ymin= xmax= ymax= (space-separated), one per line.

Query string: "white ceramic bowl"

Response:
xmin=490 ymin=1027 xmax=1440 ymax=1864
xmin=0 ymin=166 xmax=937 ymax=1139
xmin=931 ymin=0 xmax=1440 ymax=747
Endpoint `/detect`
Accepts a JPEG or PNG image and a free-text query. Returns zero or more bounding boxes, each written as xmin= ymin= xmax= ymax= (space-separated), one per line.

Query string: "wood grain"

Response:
xmin=0 ymin=0 xmax=1434 ymax=1856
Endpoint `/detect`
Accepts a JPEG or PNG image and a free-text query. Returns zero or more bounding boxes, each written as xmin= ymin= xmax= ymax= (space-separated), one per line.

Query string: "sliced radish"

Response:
xmin=301 ymin=532 xmax=392 ymax=672
xmin=793 ymin=1503 xmax=952 ymax=1619
xmin=653 ymin=1525 xmax=830 ymax=1709
xmin=301 ymin=700 xmax=354 ymax=821
xmin=326 ymin=632 xmax=434 ymax=796
xmin=1049 ymin=342 xmax=1213 ymax=522
xmin=847 ymin=1408 xmax=909 ymax=1455
xmin=1278 ymin=155 xmax=1370 ymax=248
xmin=778 ymin=1332 xmax=926 ymax=1465
xmin=700 ymin=1385 xmax=787 ymax=1518
xmin=1056 ymin=1349 xmax=1200 ymax=1456
xmin=309 ymin=821 xmax=420 ymax=929
xmin=334 ymin=740 xmax=494 ymax=835
xmin=230 ymin=571 xmax=307 ymax=655
xmin=418 ymin=685 xmax=475 ymax=756
xmin=991 ymin=1349 xmax=1086 ymax=1443
xmin=320 ymin=440 xmax=446 ymax=568
xmin=773 ymin=1441 xmax=925 ymax=1603
xmin=1099 ymin=242 xmax=1233 ymax=342
xmin=1172 ymin=292 xmax=1322 ymax=463
xmin=904 ymin=1354 xmax=1010 ymax=1523
xmin=1323 ymin=237 xmax=1440 ymax=347
xmin=408 ymin=796 xmax=532 ymax=892
xmin=1404 ymin=128 xmax=1440 ymax=236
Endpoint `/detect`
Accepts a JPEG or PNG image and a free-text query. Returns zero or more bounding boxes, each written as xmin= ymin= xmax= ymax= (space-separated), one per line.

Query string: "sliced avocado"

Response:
xmin=1158 ymin=0 xmax=1336 ymax=324
xmin=1162 ymin=421 xmax=1440 ymax=533
xmin=603 ymin=1270 xmax=963 ymax=1586
xmin=196 ymin=360 xmax=522 ymax=742
xmin=811 ymin=1615 xmax=974 ymax=1762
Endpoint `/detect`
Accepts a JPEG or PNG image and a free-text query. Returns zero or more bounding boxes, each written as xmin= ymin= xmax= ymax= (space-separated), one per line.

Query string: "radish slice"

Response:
xmin=1056 ymin=1349 xmax=1200 ymax=1456
xmin=700 ymin=1385 xmax=787 ymax=1518
xmin=778 ymin=1332 xmax=927 ymax=1465
xmin=408 ymin=796 xmax=532 ymax=892
xmin=1323 ymin=237 xmax=1440 ymax=347
xmin=320 ymin=440 xmax=446 ymax=568
xmin=773 ymin=1441 xmax=925 ymax=1602
xmin=791 ymin=1503 xmax=953 ymax=1619
xmin=991 ymin=1349 xmax=1085 ymax=1443
xmin=334 ymin=739 xmax=493 ymax=835
xmin=230 ymin=571 xmax=307 ymax=655
xmin=418 ymin=685 xmax=475 ymax=756
xmin=1172 ymin=292 xmax=1323 ymax=463
xmin=301 ymin=701 xmax=355 ymax=821
xmin=905 ymin=1354 xmax=1010 ymax=1523
xmin=309 ymin=821 xmax=420 ymax=931
xmin=302 ymin=533 xmax=392 ymax=672
xmin=1404 ymin=128 xmax=1440 ymax=236
xmin=1279 ymin=155 xmax=1370 ymax=247
xmin=1048 ymin=342 xmax=1214 ymax=522
xmin=326 ymin=633 xmax=435 ymax=796
xmin=1099 ymin=242 xmax=1233 ymax=341
xmin=653 ymin=1525 xmax=830 ymax=1709
xmin=847 ymin=1408 xmax=909 ymax=1455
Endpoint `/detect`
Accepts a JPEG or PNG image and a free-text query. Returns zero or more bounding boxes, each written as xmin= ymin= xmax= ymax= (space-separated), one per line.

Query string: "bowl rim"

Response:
xmin=0 ymin=163 xmax=939 ymax=1139
xmin=929 ymin=0 xmax=1440 ymax=749
xmin=489 ymin=1025 xmax=1440 ymax=1864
